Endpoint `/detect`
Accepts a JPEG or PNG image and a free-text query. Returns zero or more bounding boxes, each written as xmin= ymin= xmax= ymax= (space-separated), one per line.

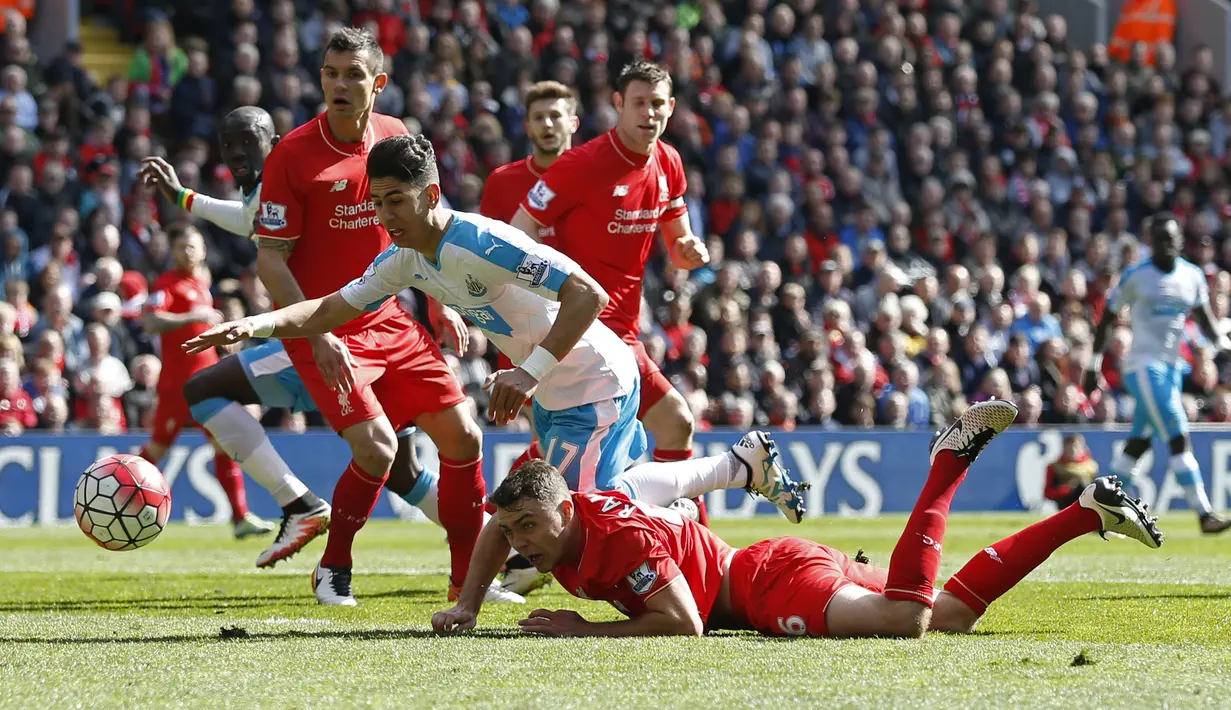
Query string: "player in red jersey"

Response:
xmin=254 ymin=28 xmax=493 ymax=606
xmin=139 ymin=224 xmax=274 ymax=538
xmin=510 ymin=61 xmax=711 ymax=522
xmin=435 ymin=400 xmax=1165 ymax=637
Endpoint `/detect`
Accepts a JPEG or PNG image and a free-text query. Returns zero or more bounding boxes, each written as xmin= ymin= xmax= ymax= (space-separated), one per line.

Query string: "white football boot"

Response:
xmin=731 ymin=431 xmax=809 ymax=523
xmin=256 ymin=501 xmax=332 ymax=568
xmin=1079 ymin=476 xmax=1165 ymax=549
xmin=928 ymin=399 xmax=1019 ymax=466
xmin=312 ymin=563 xmax=357 ymax=606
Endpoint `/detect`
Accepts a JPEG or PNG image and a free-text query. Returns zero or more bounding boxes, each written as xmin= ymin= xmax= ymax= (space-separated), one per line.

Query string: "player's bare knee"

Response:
xmin=646 ymin=390 xmax=694 ymax=449
xmin=346 ymin=422 xmax=397 ymax=477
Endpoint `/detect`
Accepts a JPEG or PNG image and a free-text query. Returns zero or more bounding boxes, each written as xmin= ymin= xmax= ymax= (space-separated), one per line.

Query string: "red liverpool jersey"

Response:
xmin=518 ymin=130 xmax=688 ymax=340
xmin=145 ymin=268 xmax=218 ymax=383
xmin=480 ymin=156 xmax=557 ymax=245
xmin=551 ymin=491 xmax=733 ymax=625
xmin=255 ymin=112 xmax=409 ymax=335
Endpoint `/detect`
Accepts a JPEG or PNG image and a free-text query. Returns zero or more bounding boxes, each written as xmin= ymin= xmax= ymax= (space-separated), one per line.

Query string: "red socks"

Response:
xmin=321 ymin=461 xmax=388 ymax=568
xmin=438 ymin=455 xmax=486 ymax=586
xmin=654 ymin=448 xmax=709 ymax=526
xmin=213 ymin=452 xmax=248 ymax=523
xmin=945 ymin=502 xmax=1101 ymax=615
xmin=884 ymin=451 xmax=968 ymax=607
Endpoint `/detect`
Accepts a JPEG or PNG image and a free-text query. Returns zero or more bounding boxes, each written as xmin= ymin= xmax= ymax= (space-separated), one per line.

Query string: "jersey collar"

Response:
xmin=607 ymin=128 xmax=653 ymax=168
xmin=317 ymin=114 xmax=375 ymax=157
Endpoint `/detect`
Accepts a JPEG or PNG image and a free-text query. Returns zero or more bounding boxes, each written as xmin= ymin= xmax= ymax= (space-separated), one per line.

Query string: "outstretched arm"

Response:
xmin=517 ymin=577 xmax=704 ymax=637
xmin=510 ymin=207 xmax=544 ymax=243
xmin=182 ymin=293 xmax=360 ymax=351
xmin=141 ymin=157 xmax=255 ymax=236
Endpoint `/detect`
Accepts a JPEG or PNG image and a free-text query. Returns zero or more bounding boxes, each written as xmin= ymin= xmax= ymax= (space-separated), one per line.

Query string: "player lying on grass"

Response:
xmin=143 ymin=106 xmax=466 ymax=572
xmin=183 ymin=133 xmax=806 ymax=526
xmin=433 ymin=400 xmax=1165 ymax=638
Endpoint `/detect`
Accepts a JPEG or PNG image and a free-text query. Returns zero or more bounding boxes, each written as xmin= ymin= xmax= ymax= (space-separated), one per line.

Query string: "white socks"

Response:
xmin=616 ymin=453 xmax=746 ymax=507
xmin=199 ymin=402 xmax=309 ymax=507
xmin=399 ymin=467 xmax=441 ymax=525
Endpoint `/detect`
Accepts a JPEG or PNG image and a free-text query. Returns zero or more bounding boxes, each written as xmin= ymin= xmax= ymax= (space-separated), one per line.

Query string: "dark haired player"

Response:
xmin=434 ymin=401 xmax=1164 ymax=639
xmin=143 ymin=107 xmax=454 ymax=570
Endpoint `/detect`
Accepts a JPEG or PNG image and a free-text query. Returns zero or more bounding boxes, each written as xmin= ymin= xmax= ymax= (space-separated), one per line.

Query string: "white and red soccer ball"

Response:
xmin=74 ymin=454 xmax=172 ymax=550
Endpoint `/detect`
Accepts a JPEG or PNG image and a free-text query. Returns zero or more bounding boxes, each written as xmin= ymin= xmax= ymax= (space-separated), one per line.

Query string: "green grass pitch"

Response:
xmin=1 ymin=514 xmax=1229 ymax=709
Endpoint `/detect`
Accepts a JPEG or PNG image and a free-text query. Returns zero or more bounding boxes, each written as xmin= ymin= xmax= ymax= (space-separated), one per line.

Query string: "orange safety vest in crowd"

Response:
xmin=1108 ymin=0 xmax=1176 ymax=66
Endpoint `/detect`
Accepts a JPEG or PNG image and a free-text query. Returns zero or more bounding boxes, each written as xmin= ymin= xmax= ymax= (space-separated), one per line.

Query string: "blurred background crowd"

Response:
xmin=1 ymin=0 xmax=1230 ymax=436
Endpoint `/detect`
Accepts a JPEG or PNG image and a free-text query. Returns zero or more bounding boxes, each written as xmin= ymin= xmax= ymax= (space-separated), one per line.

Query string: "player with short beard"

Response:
xmin=510 ymin=61 xmax=713 ymax=524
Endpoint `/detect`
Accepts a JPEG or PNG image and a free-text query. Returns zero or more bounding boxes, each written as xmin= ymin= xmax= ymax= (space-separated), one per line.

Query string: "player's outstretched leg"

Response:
xmin=208 ymin=440 xmax=275 ymax=538
xmin=884 ymin=399 xmax=1019 ymax=606
xmin=933 ymin=476 xmax=1164 ymax=632
xmin=824 ymin=400 xmax=1018 ymax=638
xmin=183 ymin=357 xmax=329 ymax=561
xmin=614 ymin=431 xmax=809 ymax=523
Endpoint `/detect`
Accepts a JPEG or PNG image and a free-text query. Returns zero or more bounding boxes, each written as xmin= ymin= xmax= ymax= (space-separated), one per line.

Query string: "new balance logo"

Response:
xmin=613 ymin=185 xmax=629 ymax=197
xmin=330 ymin=180 xmax=348 ymax=192
xmin=338 ymin=392 xmax=353 ymax=416
xmin=984 ymin=546 xmax=1002 ymax=563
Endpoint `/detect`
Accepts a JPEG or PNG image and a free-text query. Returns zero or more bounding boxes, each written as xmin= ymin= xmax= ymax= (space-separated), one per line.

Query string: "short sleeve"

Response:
xmin=254 ymin=142 xmax=304 ymax=241
xmin=660 ymin=145 xmax=689 ymax=222
xmin=583 ymin=526 xmax=682 ymax=598
xmin=458 ymin=225 xmax=577 ymax=302
xmin=338 ymin=246 xmax=408 ymax=312
xmin=518 ymin=153 xmax=584 ymax=227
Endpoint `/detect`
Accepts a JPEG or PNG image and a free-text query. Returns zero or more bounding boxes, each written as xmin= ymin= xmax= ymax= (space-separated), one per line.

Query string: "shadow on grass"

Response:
xmin=0 ymin=627 xmax=527 ymax=645
xmin=0 ymin=588 xmax=442 ymax=613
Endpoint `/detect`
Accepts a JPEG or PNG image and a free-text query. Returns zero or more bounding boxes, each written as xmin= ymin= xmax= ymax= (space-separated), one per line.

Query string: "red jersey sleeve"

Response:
xmin=518 ymin=151 xmax=585 ymax=227
xmin=579 ymin=525 xmax=682 ymax=599
xmin=660 ymin=143 xmax=689 ymax=223
xmin=254 ymin=141 xmax=305 ymax=242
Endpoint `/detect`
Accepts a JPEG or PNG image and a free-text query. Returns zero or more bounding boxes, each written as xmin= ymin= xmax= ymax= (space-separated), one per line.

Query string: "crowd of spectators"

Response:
xmin=1 ymin=0 xmax=1231 ymax=436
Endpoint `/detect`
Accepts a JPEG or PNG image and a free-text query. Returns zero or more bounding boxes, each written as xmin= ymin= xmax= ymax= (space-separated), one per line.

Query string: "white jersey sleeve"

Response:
xmin=190 ymin=183 xmax=262 ymax=238
xmin=1194 ymin=263 xmax=1211 ymax=308
xmin=447 ymin=216 xmax=579 ymax=302
xmin=338 ymin=245 xmax=412 ymax=311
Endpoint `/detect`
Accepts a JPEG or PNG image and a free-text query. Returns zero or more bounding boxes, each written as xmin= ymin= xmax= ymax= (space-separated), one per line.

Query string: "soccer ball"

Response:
xmin=74 ymin=455 xmax=172 ymax=551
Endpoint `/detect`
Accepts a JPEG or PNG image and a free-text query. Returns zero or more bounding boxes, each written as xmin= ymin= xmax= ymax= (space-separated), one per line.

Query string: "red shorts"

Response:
xmin=727 ymin=537 xmax=888 ymax=637
xmin=150 ymin=384 xmax=195 ymax=446
xmin=284 ymin=311 xmax=466 ymax=433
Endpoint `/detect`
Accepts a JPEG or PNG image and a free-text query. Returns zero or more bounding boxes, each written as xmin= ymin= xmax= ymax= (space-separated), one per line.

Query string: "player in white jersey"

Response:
xmin=140 ymin=108 xmax=471 ymax=570
xmin=183 ymin=134 xmax=808 ymax=524
xmin=1086 ymin=214 xmax=1231 ymax=533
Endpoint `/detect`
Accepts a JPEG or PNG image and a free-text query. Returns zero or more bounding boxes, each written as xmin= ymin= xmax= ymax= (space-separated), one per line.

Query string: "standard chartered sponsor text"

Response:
xmin=608 ymin=206 xmax=666 ymax=234
xmin=332 ymin=201 xmax=379 ymax=230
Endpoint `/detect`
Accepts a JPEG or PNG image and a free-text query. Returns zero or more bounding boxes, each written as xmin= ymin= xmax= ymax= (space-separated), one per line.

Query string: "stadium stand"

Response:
xmin=0 ymin=0 xmax=1228 ymax=437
